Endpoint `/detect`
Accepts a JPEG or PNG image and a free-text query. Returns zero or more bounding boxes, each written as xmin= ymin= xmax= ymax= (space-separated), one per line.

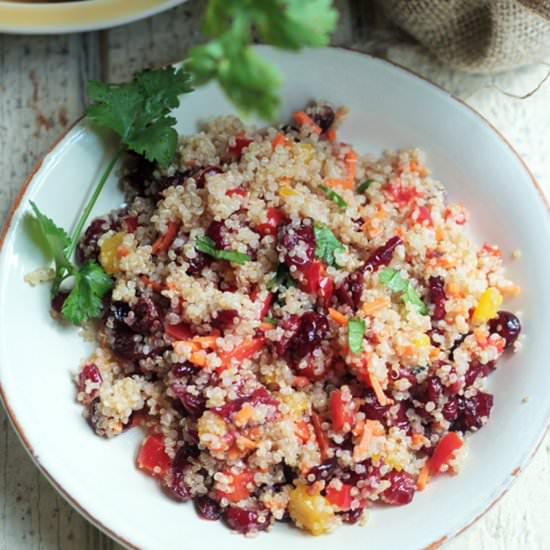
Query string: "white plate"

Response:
xmin=1 ymin=47 xmax=550 ymax=550
xmin=0 ymin=0 xmax=186 ymax=34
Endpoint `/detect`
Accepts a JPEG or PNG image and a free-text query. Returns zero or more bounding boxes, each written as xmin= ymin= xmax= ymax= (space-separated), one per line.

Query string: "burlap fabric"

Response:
xmin=377 ymin=0 xmax=550 ymax=72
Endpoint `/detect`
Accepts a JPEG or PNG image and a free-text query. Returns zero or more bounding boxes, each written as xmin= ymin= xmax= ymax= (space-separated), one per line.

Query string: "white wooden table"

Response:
xmin=1 ymin=2 xmax=549 ymax=548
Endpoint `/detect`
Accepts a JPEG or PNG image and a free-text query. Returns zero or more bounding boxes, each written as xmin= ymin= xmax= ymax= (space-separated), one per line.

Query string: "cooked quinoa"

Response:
xmin=73 ymin=103 xmax=522 ymax=536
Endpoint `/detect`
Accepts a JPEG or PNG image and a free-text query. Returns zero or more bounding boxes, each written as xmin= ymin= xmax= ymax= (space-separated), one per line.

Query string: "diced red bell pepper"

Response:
xmin=255 ymin=207 xmax=287 ymax=237
xmin=165 ymin=322 xmax=193 ymax=340
xmin=299 ymin=260 xmax=322 ymax=294
xmin=124 ymin=216 xmax=138 ymax=233
xmin=227 ymin=133 xmax=253 ymax=159
xmin=409 ymin=204 xmax=433 ymax=227
xmin=386 ymin=183 xmax=422 ymax=206
xmin=318 ymin=275 xmax=334 ymax=308
xmin=217 ymin=337 xmax=265 ymax=373
xmin=215 ymin=470 xmax=254 ymax=502
xmin=152 ymin=220 xmax=180 ymax=255
xmin=326 ymin=483 xmax=353 ymax=510
xmin=298 ymin=358 xmax=328 ymax=382
xmin=429 ymin=432 xmax=463 ymax=475
xmin=330 ymin=389 xmax=356 ymax=432
xmin=137 ymin=433 xmax=172 ymax=478
xmin=226 ymin=187 xmax=247 ymax=197
xmin=128 ymin=409 xmax=147 ymax=429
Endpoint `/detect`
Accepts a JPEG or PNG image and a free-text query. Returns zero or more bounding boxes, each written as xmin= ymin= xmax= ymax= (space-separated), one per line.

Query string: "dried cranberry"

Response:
xmin=342 ymin=507 xmax=365 ymax=525
xmin=75 ymin=217 xmax=112 ymax=264
xmin=225 ymin=507 xmax=269 ymax=534
xmin=428 ymin=276 xmax=446 ymax=321
xmin=306 ymin=459 xmax=338 ymax=482
xmin=427 ymin=326 xmax=445 ymax=347
xmin=124 ymin=153 xmax=155 ymax=192
xmin=186 ymin=251 xmax=211 ymax=275
xmin=442 ymin=397 xmax=460 ymax=422
xmin=206 ymin=220 xmax=230 ymax=250
xmin=211 ymin=309 xmax=239 ymax=330
xmin=87 ymin=398 xmax=101 ymax=432
xmin=416 ymin=376 xmax=443 ymax=403
xmin=171 ymin=362 xmax=197 ymax=377
xmin=172 ymin=385 xmax=206 ymax=419
xmin=464 ymin=360 xmax=493 ymax=387
xmin=365 ymin=236 xmax=402 ymax=272
xmin=286 ymin=311 xmax=329 ymax=362
xmin=213 ymin=387 xmax=278 ymax=421
xmin=389 ymin=401 xmax=412 ymax=433
xmin=195 ymin=496 xmax=221 ymax=521
xmin=361 ymin=390 xmax=389 ymax=423
xmin=381 ymin=471 xmax=415 ymax=505
xmin=274 ymin=314 xmax=301 ymax=356
xmin=455 ymin=392 xmax=494 ymax=431
xmin=277 ymin=221 xmax=315 ymax=269
xmin=489 ymin=311 xmax=521 ymax=349
xmin=449 ymin=333 xmax=469 ymax=361
xmin=310 ymin=105 xmax=335 ymax=132
xmin=51 ymin=291 xmax=69 ymax=314
xmin=129 ymin=296 xmax=162 ymax=335
xmin=111 ymin=327 xmax=141 ymax=361
xmin=170 ymin=445 xmax=194 ymax=501
xmin=78 ymin=364 xmax=102 ymax=392
xmin=158 ymin=170 xmax=189 ymax=193
xmin=192 ymin=165 xmax=223 ymax=188
xmin=336 ymin=270 xmax=364 ymax=309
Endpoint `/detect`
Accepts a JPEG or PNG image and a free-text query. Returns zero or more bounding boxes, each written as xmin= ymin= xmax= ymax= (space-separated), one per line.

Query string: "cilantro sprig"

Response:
xmin=28 ymin=67 xmax=193 ymax=324
xmin=196 ymin=235 xmax=251 ymax=265
xmin=266 ymin=263 xmax=297 ymax=290
xmin=348 ymin=317 xmax=365 ymax=354
xmin=379 ymin=267 xmax=428 ymax=315
xmin=314 ymin=223 xmax=344 ymax=267
xmin=187 ymin=0 xmax=338 ymax=120
xmin=318 ymin=185 xmax=348 ymax=210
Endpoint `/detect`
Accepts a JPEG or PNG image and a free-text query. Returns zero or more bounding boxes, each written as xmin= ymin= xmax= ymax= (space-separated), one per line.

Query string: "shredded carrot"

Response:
xmin=140 ymin=275 xmax=164 ymax=292
xmin=362 ymin=298 xmax=390 ymax=316
xmin=325 ymin=178 xmax=353 ymax=190
xmin=234 ymin=404 xmax=255 ymax=426
xmin=329 ymin=308 xmax=348 ymax=326
xmin=311 ymin=412 xmax=330 ymax=461
xmin=394 ymin=226 xmax=405 ymax=238
xmin=259 ymin=322 xmax=276 ymax=331
xmin=352 ymin=419 xmax=374 ymax=461
xmin=116 ymin=245 xmax=129 ymax=258
xmin=412 ymin=433 xmax=426 ymax=446
xmin=237 ymin=436 xmax=257 ymax=450
xmin=345 ymin=150 xmax=358 ymax=179
xmin=368 ymin=371 xmax=390 ymax=407
xmin=352 ymin=418 xmax=365 ymax=437
xmin=292 ymin=111 xmax=321 ymax=134
xmin=361 ymin=219 xmax=383 ymax=238
xmin=497 ymin=283 xmax=521 ymax=297
xmin=193 ymin=336 xmax=219 ymax=349
xmin=409 ymin=160 xmax=418 ymax=172
xmin=446 ymin=282 xmax=461 ymax=298
xmin=217 ymin=338 xmax=265 ymax=372
xmin=295 ymin=420 xmax=310 ymax=443
xmin=152 ymin=220 xmax=180 ymax=255
xmin=325 ymin=128 xmax=337 ymax=142
xmin=189 ymin=351 xmax=207 ymax=367
xmin=292 ymin=375 xmax=311 ymax=388
xmin=227 ymin=446 xmax=242 ymax=461
xmin=272 ymin=132 xmax=290 ymax=150
xmin=435 ymin=226 xmax=445 ymax=241
xmin=416 ymin=462 xmax=430 ymax=491
xmin=474 ymin=328 xmax=488 ymax=346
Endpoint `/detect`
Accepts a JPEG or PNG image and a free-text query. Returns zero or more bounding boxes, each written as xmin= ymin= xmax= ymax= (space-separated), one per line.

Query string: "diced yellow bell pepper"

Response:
xmin=288 ymin=484 xmax=335 ymax=535
xmin=280 ymin=391 xmax=310 ymax=416
xmin=279 ymin=186 xmax=298 ymax=198
xmin=413 ymin=334 xmax=430 ymax=349
xmin=472 ymin=287 xmax=503 ymax=324
xmin=99 ymin=232 xmax=126 ymax=274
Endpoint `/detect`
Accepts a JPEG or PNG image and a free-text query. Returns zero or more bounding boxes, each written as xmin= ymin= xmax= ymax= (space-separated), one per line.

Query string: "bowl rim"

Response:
xmin=0 ymin=0 xmax=186 ymax=34
xmin=0 ymin=46 xmax=549 ymax=550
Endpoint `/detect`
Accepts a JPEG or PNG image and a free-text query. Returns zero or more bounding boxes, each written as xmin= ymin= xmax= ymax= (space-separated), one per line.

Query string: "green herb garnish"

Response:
xmin=187 ymin=0 xmax=338 ymax=120
xmin=196 ymin=235 xmax=251 ymax=265
xmin=28 ymin=67 xmax=193 ymax=324
xmin=266 ymin=263 xmax=297 ymax=290
xmin=318 ymin=185 xmax=348 ymax=210
xmin=348 ymin=317 xmax=365 ymax=354
xmin=263 ymin=316 xmax=278 ymax=326
xmin=357 ymin=179 xmax=373 ymax=193
xmin=314 ymin=223 xmax=344 ymax=267
xmin=379 ymin=267 xmax=428 ymax=315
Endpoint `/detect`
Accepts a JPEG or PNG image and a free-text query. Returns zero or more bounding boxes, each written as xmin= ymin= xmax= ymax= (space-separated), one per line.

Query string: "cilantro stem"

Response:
xmin=67 ymin=144 xmax=126 ymax=259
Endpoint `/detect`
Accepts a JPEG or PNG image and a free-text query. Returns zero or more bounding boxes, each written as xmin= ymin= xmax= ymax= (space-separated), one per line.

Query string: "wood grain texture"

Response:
xmin=0 ymin=2 xmax=549 ymax=549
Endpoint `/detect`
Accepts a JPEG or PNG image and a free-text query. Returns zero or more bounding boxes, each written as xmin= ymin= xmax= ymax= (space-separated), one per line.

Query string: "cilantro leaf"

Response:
xmin=379 ymin=268 xmax=428 ymax=315
xmin=357 ymin=179 xmax=373 ymax=194
xmin=263 ymin=316 xmax=278 ymax=326
xmin=62 ymin=262 xmax=113 ymax=325
xmin=86 ymin=67 xmax=192 ymax=166
xmin=196 ymin=235 xmax=251 ymax=265
xmin=29 ymin=201 xmax=71 ymax=273
xmin=314 ymin=223 xmax=344 ymax=267
xmin=266 ymin=263 xmax=297 ymax=290
xmin=318 ymin=185 xmax=348 ymax=210
xmin=348 ymin=317 xmax=365 ymax=354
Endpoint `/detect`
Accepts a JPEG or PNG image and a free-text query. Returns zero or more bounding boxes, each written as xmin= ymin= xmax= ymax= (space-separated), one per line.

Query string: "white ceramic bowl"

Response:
xmin=1 ymin=47 xmax=550 ymax=550
xmin=0 ymin=0 xmax=187 ymax=34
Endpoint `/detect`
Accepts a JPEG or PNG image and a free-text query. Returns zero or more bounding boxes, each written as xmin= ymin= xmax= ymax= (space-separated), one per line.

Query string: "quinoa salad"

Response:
xmin=71 ymin=103 xmax=523 ymax=536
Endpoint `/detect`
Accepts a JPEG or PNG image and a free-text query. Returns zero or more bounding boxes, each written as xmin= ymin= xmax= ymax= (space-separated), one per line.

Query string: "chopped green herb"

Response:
xmin=266 ymin=263 xmax=297 ymax=290
xmin=379 ymin=267 xmax=428 ymax=315
xmin=187 ymin=0 xmax=338 ymax=120
xmin=318 ymin=185 xmax=348 ymax=210
xmin=313 ymin=223 xmax=344 ymax=267
xmin=357 ymin=179 xmax=373 ymax=193
xmin=263 ymin=316 xmax=278 ymax=326
xmin=196 ymin=235 xmax=251 ymax=265
xmin=348 ymin=317 xmax=365 ymax=354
